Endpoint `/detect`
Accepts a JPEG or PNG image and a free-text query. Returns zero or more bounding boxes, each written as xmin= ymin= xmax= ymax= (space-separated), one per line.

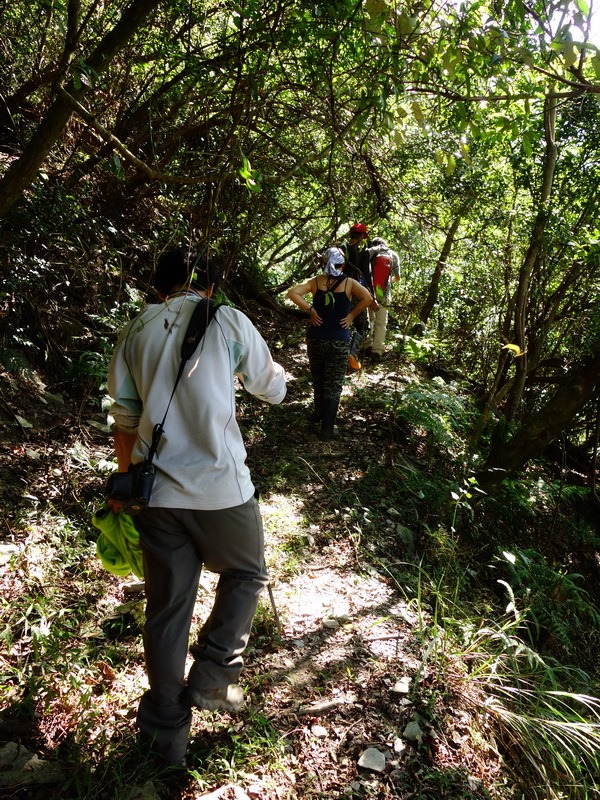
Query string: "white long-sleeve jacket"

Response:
xmin=108 ymin=295 xmax=286 ymax=510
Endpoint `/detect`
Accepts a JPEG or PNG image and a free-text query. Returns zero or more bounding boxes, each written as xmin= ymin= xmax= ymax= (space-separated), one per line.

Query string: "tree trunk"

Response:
xmin=0 ymin=0 xmax=161 ymax=220
xmin=504 ymin=91 xmax=558 ymax=421
xmin=418 ymin=214 xmax=462 ymax=328
xmin=476 ymin=347 xmax=600 ymax=494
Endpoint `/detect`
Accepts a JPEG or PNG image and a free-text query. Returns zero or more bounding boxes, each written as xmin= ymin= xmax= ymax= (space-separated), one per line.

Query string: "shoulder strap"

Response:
xmin=329 ymin=275 xmax=347 ymax=291
xmin=180 ymin=297 xmax=219 ymax=363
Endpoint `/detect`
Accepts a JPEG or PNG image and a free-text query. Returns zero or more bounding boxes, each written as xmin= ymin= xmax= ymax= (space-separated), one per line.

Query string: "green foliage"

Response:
xmin=398 ymin=332 xmax=441 ymax=363
xmin=411 ymin=559 xmax=600 ymax=800
xmin=67 ymin=341 xmax=113 ymax=391
xmin=0 ymin=347 xmax=36 ymax=377
xmin=3 ymin=1 xmax=600 ymax=794
xmin=393 ymin=377 xmax=475 ymax=461
xmin=496 ymin=548 xmax=600 ymax=658
xmin=239 ymin=154 xmax=262 ymax=194
xmin=1 ymin=513 xmax=118 ymax=712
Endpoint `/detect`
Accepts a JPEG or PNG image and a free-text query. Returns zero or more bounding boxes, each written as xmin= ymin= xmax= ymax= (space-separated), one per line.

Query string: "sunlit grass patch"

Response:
xmin=1 ymin=507 xmax=147 ymax=772
xmin=188 ymin=710 xmax=289 ymax=785
xmin=261 ymin=491 xmax=316 ymax=577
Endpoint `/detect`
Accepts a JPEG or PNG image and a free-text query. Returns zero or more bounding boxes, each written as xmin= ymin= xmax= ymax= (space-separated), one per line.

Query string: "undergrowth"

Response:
xmin=2 ymin=339 xmax=600 ymax=799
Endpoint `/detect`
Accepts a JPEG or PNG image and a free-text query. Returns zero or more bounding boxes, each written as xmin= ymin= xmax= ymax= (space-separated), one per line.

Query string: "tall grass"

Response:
xmin=411 ymin=558 xmax=600 ymax=799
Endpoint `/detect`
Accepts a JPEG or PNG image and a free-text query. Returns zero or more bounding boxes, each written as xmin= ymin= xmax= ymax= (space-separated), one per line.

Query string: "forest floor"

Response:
xmin=0 ymin=314 xmax=515 ymax=799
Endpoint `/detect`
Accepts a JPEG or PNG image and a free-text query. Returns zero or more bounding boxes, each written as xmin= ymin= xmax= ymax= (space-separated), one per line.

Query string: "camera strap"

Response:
xmin=146 ymin=297 xmax=220 ymax=464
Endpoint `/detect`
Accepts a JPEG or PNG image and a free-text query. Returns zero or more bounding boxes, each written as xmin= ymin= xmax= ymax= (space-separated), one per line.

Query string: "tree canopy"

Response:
xmin=2 ymin=0 xmax=600 ymax=489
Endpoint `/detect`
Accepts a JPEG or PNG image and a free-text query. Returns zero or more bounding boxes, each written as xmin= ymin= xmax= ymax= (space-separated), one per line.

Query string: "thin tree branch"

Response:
xmin=58 ymin=88 xmax=227 ymax=185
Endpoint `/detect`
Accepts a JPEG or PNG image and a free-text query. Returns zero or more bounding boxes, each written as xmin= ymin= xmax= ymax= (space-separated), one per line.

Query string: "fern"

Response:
xmin=394 ymin=377 xmax=475 ymax=459
xmin=497 ymin=548 xmax=600 ymax=657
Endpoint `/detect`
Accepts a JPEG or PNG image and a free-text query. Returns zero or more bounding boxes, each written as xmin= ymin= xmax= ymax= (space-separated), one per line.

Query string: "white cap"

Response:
xmin=324 ymin=247 xmax=345 ymax=275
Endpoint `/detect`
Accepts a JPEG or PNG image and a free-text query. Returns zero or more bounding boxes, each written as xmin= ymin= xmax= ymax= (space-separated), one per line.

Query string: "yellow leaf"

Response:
xmin=563 ymin=43 xmax=579 ymax=68
xmin=365 ymin=0 xmax=388 ymax=15
xmin=502 ymin=343 xmax=527 ymax=357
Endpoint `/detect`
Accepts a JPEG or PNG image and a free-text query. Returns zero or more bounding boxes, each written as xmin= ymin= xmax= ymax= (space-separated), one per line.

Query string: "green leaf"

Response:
xmin=239 ymin=155 xmax=252 ymax=179
xmin=397 ymin=11 xmax=416 ymax=36
xmin=411 ymin=100 xmax=425 ymax=129
xmin=107 ymin=152 xmax=124 ymax=179
xmin=515 ymin=47 xmax=534 ymax=67
xmin=364 ymin=0 xmax=388 ymax=17
xmin=562 ymin=44 xmax=579 ymax=67
xmin=444 ymin=60 xmax=456 ymax=79
xmin=239 ymin=154 xmax=262 ymax=193
xmin=446 ymin=154 xmax=456 ymax=176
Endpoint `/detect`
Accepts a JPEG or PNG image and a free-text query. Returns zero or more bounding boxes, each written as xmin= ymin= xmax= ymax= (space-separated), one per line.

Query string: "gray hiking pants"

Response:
xmin=133 ymin=497 xmax=268 ymax=763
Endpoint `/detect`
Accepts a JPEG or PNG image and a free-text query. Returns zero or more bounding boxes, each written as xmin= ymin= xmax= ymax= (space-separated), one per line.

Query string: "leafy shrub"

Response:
xmin=393 ymin=377 xmax=475 ymax=461
xmin=413 ymin=562 xmax=600 ymax=800
xmin=496 ymin=548 xmax=600 ymax=658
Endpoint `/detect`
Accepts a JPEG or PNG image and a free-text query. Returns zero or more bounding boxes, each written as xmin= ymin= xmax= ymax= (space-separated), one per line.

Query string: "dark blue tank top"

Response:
xmin=307 ymin=279 xmax=351 ymax=342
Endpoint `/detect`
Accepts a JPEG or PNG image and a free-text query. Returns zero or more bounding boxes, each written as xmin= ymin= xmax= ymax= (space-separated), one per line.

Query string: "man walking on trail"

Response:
xmin=341 ymin=222 xmax=371 ymax=289
xmin=363 ymin=237 xmax=400 ymax=362
xmin=107 ymin=247 xmax=287 ymax=766
xmin=340 ymin=222 xmax=377 ymax=369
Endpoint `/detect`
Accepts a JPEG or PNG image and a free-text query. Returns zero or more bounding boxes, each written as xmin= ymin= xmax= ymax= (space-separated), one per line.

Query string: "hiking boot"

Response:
xmin=185 ymin=684 xmax=245 ymax=713
xmin=320 ymin=426 xmax=339 ymax=441
xmin=309 ymin=387 xmax=323 ymax=422
xmin=320 ymin=399 xmax=340 ymax=441
xmin=166 ymin=756 xmax=188 ymax=770
xmin=370 ymin=352 xmax=382 ymax=364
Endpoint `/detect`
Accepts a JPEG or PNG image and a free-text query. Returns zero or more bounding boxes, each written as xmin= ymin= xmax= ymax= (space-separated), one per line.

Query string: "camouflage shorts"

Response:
xmin=306 ymin=338 xmax=350 ymax=403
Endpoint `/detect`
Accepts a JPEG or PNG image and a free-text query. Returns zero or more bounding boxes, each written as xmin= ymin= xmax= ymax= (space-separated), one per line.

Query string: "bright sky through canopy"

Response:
xmin=587 ymin=2 xmax=600 ymax=44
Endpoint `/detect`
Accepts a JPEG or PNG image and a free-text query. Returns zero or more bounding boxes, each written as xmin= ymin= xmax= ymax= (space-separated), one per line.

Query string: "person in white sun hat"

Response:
xmin=287 ymin=247 xmax=372 ymax=440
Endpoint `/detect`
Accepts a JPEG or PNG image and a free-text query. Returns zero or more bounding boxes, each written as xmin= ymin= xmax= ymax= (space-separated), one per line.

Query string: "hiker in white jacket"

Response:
xmin=108 ymin=247 xmax=286 ymax=766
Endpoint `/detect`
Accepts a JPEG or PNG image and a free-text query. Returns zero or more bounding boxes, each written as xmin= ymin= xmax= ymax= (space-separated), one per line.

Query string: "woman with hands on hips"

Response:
xmin=287 ymin=247 xmax=372 ymax=441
